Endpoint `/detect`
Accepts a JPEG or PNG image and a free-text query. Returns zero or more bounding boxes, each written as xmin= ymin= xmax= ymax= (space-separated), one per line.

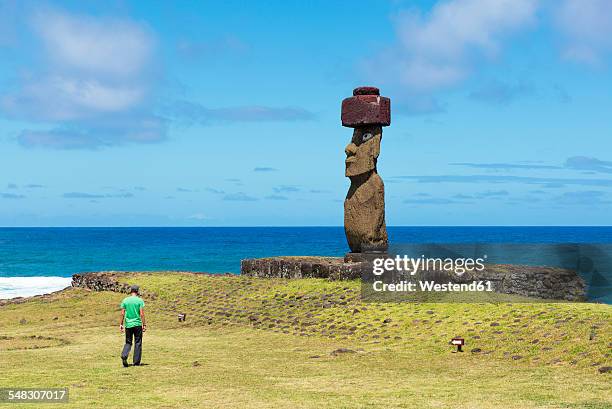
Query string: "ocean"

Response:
xmin=1 ymin=226 xmax=611 ymax=299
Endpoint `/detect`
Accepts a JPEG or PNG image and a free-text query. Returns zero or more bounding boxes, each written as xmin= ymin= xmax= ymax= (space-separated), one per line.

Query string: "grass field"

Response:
xmin=0 ymin=272 xmax=610 ymax=408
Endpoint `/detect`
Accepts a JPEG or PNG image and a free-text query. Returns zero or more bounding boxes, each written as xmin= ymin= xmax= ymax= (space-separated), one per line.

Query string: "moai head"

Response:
xmin=341 ymin=87 xmax=390 ymax=177
xmin=345 ymin=126 xmax=382 ymax=177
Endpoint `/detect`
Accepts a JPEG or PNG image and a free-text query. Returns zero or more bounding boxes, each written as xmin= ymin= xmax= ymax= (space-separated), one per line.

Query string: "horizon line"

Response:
xmin=1 ymin=225 xmax=611 ymax=229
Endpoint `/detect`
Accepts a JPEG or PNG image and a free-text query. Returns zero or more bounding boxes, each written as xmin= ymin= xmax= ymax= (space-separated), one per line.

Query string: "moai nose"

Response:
xmin=345 ymin=143 xmax=357 ymax=157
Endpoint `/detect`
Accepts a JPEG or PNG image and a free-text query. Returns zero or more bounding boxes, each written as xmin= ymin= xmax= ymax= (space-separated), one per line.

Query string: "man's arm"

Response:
xmin=140 ymin=307 xmax=146 ymax=332
xmin=119 ymin=309 xmax=125 ymax=332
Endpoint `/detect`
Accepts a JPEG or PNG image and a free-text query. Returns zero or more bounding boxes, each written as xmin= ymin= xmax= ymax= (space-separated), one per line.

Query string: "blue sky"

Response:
xmin=0 ymin=0 xmax=611 ymax=226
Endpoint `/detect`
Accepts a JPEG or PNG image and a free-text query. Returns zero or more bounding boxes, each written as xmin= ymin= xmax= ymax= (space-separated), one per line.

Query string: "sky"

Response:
xmin=0 ymin=0 xmax=611 ymax=227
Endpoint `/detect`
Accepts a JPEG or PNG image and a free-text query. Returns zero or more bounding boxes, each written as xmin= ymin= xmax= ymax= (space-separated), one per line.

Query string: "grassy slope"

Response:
xmin=0 ymin=272 xmax=610 ymax=409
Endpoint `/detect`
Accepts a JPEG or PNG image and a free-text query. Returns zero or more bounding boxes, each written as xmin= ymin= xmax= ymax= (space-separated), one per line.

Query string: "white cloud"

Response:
xmin=17 ymin=114 xmax=166 ymax=149
xmin=32 ymin=9 xmax=153 ymax=77
xmin=0 ymin=7 xmax=162 ymax=149
xmin=398 ymin=59 xmax=464 ymax=91
xmin=187 ymin=213 xmax=209 ymax=221
xmin=554 ymin=0 xmax=612 ymax=65
xmin=168 ymin=100 xmax=315 ymax=124
xmin=48 ymin=78 xmax=143 ymax=112
xmin=2 ymin=75 xmax=144 ymax=121
xmin=377 ymin=0 xmax=538 ymax=92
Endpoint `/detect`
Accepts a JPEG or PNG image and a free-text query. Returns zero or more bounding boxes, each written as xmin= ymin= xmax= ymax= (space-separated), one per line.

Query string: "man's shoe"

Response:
xmin=122 ymin=357 xmax=129 ymax=367
xmin=133 ymin=363 xmax=141 ymax=366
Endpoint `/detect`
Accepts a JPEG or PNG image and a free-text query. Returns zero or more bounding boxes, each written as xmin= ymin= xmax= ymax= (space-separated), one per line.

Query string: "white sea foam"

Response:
xmin=0 ymin=277 xmax=72 ymax=299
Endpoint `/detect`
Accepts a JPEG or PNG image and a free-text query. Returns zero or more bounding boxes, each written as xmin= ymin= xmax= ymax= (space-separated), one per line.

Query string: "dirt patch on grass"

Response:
xmin=0 ymin=335 xmax=69 ymax=351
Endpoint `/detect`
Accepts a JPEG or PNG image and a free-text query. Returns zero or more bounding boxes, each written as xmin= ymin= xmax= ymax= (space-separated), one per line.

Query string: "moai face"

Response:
xmin=341 ymin=86 xmax=390 ymax=178
xmin=345 ymin=125 xmax=382 ymax=177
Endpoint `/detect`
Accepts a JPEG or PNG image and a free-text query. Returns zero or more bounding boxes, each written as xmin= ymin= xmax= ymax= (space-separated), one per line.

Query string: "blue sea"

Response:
xmin=1 ymin=227 xmax=611 ymax=299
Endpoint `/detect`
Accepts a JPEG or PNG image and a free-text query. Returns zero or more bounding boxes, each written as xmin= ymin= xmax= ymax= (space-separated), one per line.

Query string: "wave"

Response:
xmin=0 ymin=276 xmax=72 ymax=300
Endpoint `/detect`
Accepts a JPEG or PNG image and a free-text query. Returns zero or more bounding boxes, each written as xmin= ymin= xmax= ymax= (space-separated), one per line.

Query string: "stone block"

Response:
xmin=341 ymin=94 xmax=390 ymax=127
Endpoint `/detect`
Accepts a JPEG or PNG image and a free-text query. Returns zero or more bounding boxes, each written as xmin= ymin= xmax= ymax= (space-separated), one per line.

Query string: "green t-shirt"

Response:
xmin=120 ymin=295 xmax=145 ymax=328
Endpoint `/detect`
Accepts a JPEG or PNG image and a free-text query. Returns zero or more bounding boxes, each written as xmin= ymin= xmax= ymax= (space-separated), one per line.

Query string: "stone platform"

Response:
xmin=240 ymin=256 xmax=365 ymax=280
xmin=240 ymin=256 xmax=587 ymax=301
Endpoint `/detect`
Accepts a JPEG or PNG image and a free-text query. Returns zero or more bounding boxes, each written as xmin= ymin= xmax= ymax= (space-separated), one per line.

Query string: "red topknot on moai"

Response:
xmin=342 ymin=86 xmax=390 ymax=260
xmin=341 ymin=86 xmax=390 ymax=127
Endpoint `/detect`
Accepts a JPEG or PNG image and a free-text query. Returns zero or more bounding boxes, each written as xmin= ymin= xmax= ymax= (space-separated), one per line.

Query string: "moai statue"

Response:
xmin=341 ymin=86 xmax=390 ymax=260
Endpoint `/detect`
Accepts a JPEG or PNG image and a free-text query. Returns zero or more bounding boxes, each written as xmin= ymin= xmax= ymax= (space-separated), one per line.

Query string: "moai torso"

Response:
xmin=341 ymin=87 xmax=390 ymax=255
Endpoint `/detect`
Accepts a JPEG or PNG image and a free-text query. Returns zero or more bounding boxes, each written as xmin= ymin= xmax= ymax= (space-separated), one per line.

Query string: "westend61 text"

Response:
xmin=372 ymin=255 xmax=487 ymax=276
xmin=372 ymin=280 xmax=494 ymax=292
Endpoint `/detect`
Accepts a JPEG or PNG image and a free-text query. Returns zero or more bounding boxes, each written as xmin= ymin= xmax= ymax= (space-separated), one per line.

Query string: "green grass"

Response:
xmin=0 ymin=272 xmax=610 ymax=408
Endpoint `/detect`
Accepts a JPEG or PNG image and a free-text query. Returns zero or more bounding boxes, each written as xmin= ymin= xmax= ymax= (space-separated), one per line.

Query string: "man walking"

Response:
xmin=119 ymin=285 xmax=146 ymax=367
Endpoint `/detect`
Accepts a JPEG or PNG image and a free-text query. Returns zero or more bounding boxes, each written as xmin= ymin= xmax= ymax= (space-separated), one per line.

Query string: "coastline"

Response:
xmin=0 ymin=271 xmax=234 ymax=301
xmin=0 ymin=276 xmax=73 ymax=301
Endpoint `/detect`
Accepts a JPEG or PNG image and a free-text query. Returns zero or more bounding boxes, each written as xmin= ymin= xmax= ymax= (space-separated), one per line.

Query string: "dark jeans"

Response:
xmin=121 ymin=326 xmax=143 ymax=365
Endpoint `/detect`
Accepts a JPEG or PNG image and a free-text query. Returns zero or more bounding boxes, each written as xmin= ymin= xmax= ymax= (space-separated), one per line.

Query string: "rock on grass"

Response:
xmin=330 ymin=348 xmax=356 ymax=356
